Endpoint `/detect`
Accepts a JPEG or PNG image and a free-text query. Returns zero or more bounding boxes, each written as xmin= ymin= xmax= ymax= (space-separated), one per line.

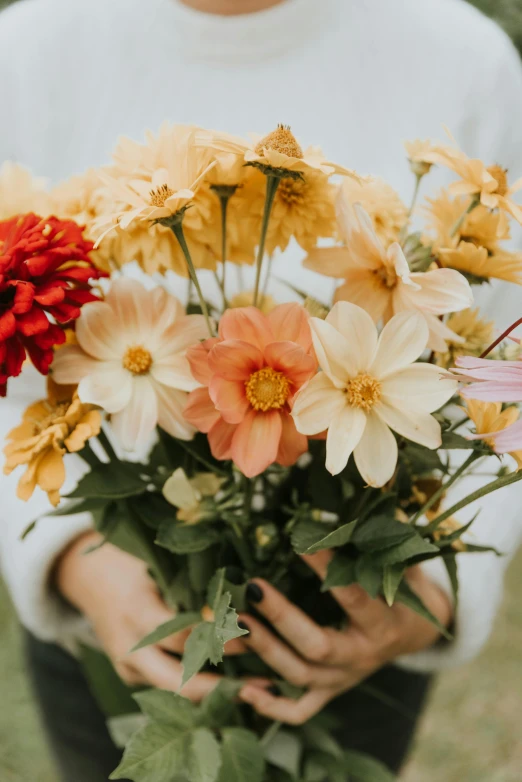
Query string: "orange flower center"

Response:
xmin=345 ymin=373 xmax=382 ymax=412
xmin=255 ymin=124 xmax=303 ymax=159
xmin=487 ymin=165 xmax=509 ymax=197
xmin=149 ymin=184 xmax=175 ymax=208
xmin=374 ymin=265 xmax=398 ymax=289
xmin=245 ymin=367 xmax=291 ymax=412
xmin=123 ymin=345 xmax=153 ymax=375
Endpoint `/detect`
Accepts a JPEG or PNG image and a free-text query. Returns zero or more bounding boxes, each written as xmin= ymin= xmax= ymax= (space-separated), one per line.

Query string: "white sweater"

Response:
xmin=1 ymin=0 xmax=522 ymax=670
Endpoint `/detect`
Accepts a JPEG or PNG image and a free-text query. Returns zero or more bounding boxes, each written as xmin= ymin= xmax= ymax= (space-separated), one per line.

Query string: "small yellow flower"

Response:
xmin=162 ymin=467 xmax=224 ymax=524
xmin=3 ymin=380 xmax=101 ymax=507
xmin=434 ymin=308 xmax=494 ymax=369
xmin=439 ymin=241 xmax=522 ymax=284
xmin=464 ymin=398 xmax=522 ymax=470
xmin=340 ymin=176 xmax=408 ymax=246
xmin=404 ymin=139 xmax=438 ymax=177
xmin=425 ymin=190 xmax=510 ymax=254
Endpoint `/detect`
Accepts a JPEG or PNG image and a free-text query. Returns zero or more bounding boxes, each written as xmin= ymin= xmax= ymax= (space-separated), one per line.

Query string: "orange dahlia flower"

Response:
xmin=184 ymin=304 xmax=317 ymax=477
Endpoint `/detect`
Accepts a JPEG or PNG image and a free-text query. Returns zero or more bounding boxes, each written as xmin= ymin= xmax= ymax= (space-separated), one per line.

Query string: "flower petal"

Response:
xmin=209 ymin=376 xmax=249 ymax=424
xmin=276 ymin=410 xmax=309 ymax=467
xmin=402 ymin=268 xmax=473 ymax=315
xmin=104 ymin=278 xmax=154 ymax=342
xmin=303 ymin=246 xmax=353 ymax=278
xmin=325 ymin=405 xmax=367 ymax=475
xmin=354 ymin=412 xmax=398 ymax=487
xmin=267 ymin=303 xmax=313 ymax=352
xmin=381 ymin=364 xmax=457 ymax=413
xmin=154 ymin=315 xmax=209 ymax=360
xmin=51 ymin=345 xmax=101 ymax=384
xmin=77 ymin=365 xmax=133 ymax=414
xmin=186 ymin=338 xmax=220 ymax=386
xmin=292 ymin=372 xmax=346 ymax=435
xmin=219 ymin=306 xmax=273 ymax=352
xmin=334 ymin=272 xmax=390 ymax=323
xmin=370 ymin=311 xmax=429 ymax=378
xmin=310 ymin=317 xmax=358 ymax=385
xmin=326 ymin=301 xmax=378 ymax=371
xmin=75 ymin=301 xmax=124 ymax=360
xmin=184 ymin=387 xmax=220 ymax=433
xmin=208 ymin=340 xmax=264 ymax=381
xmin=264 ymin=341 xmax=316 ymax=388
xmin=110 ymin=376 xmax=158 ymax=451
xmin=151 ymin=354 xmax=200 ymax=391
xmin=208 ymin=417 xmax=236 ymax=461
xmin=231 ymin=409 xmax=282 ymax=477
xmin=375 ymin=401 xmax=441 ymax=449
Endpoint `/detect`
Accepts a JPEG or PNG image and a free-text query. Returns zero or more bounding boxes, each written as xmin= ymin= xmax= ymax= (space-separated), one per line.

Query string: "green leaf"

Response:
xmin=210 ymin=592 xmax=248 ymax=664
xmin=134 ymin=690 xmax=197 ymax=728
xmin=382 ymin=565 xmax=405 ymax=607
xmin=291 ymin=520 xmax=358 ymax=555
xmin=341 ymin=749 xmax=396 ymax=781
xmin=109 ymin=723 xmax=187 ymax=781
xmin=79 ymin=645 xmax=140 ymax=719
xmin=216 ymin=728 xmax=265 ymax=782
xmin=156 ymin=522 xmax=220 ymax=554
xmin=187 ymin=728 xmax=222 ymax=782
xmin=132 ymin=613 xmax=201 ymax=652
xmin=321 ymin=555 xmax=357 ymax=592
xmin=443 ymin=554 xmax=459 ymax=607
xmin=181 ymin=623 xmax=215 ymax=687
xmin=66 ymin=462 xmax=147 ymax=500
xmin=133 ymin=493 xmax=176 ymax=530
xmin=352 ymin=516 xmax=416 ymax=552
xmin=372 ymin=535 xmax=439 ymax=566
xmin=264 ymin=729 xmax=303 ymax=778
xmin=355 ymin=557 xmax=383 ymax=598
xmin=200 ymin=681 xmax=242 ymax=729
xmin=396 ymin=582 xmax=452 ymax=640
xmin=441 ymin=430 xmax=491 ymax=452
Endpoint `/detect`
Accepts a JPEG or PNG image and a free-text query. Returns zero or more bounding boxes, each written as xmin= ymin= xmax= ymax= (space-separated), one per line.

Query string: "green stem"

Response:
xmin=219 ymin=194 xmax=230 ymax=308
xmin=449 ymin=197 xmax=479 ymax=238
xmin=261 ymin=720 xmax=282 ymax=748
xmin=253 ymin=175 xmax=280 ymax=308
xmin=423 ymin=468 xmax=522 ymax=536
xmin=170 ymin=220 xmax=214 ymax=337
xmin=447 ymin=415 xmax=470 ymax=433
xmin=96 ymin=429 xmax=119 ymax=463
xmin=78 ymin=442 xmax=102 ymax=470
xmin=410 ymin=452 xmax=480 ymax=526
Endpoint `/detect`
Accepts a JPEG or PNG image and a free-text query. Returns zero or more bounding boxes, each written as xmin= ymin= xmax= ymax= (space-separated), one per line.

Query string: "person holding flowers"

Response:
xmin=1 ymin=1 xmax=522 ymax=781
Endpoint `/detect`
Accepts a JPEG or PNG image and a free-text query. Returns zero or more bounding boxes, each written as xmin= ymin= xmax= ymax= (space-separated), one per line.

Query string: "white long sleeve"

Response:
xmin=1 ymin=0 xmax=522 ymax=665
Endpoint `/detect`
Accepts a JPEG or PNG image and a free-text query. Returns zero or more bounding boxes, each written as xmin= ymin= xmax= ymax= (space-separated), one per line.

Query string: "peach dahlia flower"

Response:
xmin=51 ymin=279 xmax=208 ymax=450
xmin=292 ymin=303 xmax=457 ymax=486
xmin=304 ymin=195 xmax=473 ymax=351
xmin=184 ymin=304 xmax=317 ymax=477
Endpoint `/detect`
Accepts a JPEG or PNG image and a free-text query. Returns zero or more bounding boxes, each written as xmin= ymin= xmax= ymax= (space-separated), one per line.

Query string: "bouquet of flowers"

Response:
xmin=3 ymin=123 xmax=522 ymax=782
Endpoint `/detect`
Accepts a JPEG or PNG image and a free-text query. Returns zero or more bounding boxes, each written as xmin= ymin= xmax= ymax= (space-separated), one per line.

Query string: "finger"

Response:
xmin=130 ymin=647 xmax=222 ymax=702
xmin=223 ymin=637 xmax=249 ymax=656
xmin=246 ymin=579 xmax=337 ymax=664
xmin=239 ymin=685 xmax=336 ymax=726
xmin=302 ymin=552 xmax=397 ymax=640
xmin=239 ymin=615 xmax=350 ymax=689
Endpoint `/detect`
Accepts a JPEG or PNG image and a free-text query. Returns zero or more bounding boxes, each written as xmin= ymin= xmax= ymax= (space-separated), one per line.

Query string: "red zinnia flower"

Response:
xmin=0 ymin=213 xmax=105 ymax=396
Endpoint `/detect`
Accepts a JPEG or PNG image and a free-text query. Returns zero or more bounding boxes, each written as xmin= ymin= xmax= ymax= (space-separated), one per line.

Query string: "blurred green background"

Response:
xmin=1 ymin=0 xmax=522 ymax=780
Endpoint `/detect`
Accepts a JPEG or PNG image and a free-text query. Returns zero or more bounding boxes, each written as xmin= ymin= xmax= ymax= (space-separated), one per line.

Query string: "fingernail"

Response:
xmin=267 ymin=684 xmax=280 ymax=697
xmin=238 ymin=620 xmax=250 ymax=635
xmin=246 ymin=582 xmax=263 ymax=603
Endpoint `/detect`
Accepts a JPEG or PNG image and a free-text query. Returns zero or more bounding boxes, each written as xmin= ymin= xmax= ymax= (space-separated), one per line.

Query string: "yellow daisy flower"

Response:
xmin=434 ymin=308 xmax=494 ymax=369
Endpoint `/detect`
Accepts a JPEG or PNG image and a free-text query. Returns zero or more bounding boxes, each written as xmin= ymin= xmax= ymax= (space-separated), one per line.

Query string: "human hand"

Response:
xmin=238 ymin=551 xmax=452 ymax=724
xmin=55 ymin=531 xmax=249 ymax=701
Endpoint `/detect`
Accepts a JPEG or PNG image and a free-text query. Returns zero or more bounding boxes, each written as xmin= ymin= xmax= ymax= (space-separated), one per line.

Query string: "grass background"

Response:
xmin=0 ymin=0 xmax=522 ymax=780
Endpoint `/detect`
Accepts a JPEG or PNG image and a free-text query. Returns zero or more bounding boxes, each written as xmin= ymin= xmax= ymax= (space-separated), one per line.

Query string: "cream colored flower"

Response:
xmin=51 ymin=278 xmax=208 ymax=450
xmin=434 ymin=308 xmax=494 ymax=369
xmin=0 ymin=162 xmax=49 ymax=219
xmin=304 ymin=194 xmax=473 ymax=350
xmin=3 ymin=380 xmax=101 ymax=507
xmin=197 ymin=124 xmax=360 ymax=179
xmin=292 ymin=304 xmax=456 ymax=484
xmin=162 ymin=467 xmax=223 ymax=524
xmin=404 ymin=139 xmax=438 ymax=177
xmin=338 ymin=175 xmax=408 ymax=246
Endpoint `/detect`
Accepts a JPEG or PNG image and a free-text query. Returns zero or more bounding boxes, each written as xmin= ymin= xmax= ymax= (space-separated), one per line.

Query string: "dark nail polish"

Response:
xmin=267 ymin=685 xmax=281 ymax=697
xmin=238 ymin=620 xmax=250 ymax=635
xmin=246 ymin=582 xmax=264 ymax=603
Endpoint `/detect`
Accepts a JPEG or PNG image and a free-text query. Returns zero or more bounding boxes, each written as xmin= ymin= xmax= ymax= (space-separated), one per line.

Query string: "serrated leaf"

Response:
xmin=396 ymin=582 xmax=452 ymax=640
xmin=187 ymin=728 xmax=222 ymax=782
xmin=66 ymin=463 xmax=147 ymax=500
xmin=132 ymin=613 xmax=201 ymax=652
xmin=207 ymin=568 xmax=226 ymax=608
xmin=355 ymin=557 xmax=383 ymax=598
xmin=352 ymin=515 xmax=416 ymax=552
xmin=133 ymin=690 xmax=197 ymax=728
xmin=210 ymin=592 xmax=248 ymax=664
xmin=321 ymin=555 xmax=357 ymax=592
xmin=292 ymin=520 xmax=358 ymax=555
xmin=372 ymin=534 xmax=439 ymax=566
xmin=181 ymin=622 xmax=215 ymax=687
xmin=216 ymin=728 xmax=265 ymax=782
xmin=109 ymin=723 xmax=187 ymax=781
xmin=341 ymin=749 xmax=396 ymax=781
xmin=382 ymin=565 xmax=405 ymax=606
xmin=156 ymin=522 xmax=220 ymax=554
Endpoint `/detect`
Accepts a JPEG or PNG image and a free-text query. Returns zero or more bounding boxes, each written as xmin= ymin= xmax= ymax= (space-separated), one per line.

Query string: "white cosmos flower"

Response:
xmin=51 ymin=278 xmax=208 ymax=451
xmin=292 ymin=302 xmax=457 ymax=486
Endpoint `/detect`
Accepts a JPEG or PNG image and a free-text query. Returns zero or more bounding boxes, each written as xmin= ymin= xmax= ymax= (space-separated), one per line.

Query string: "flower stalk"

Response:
xmin=253 ymin=174 xmax=280 ymax=308
xmin=411 ymin=451 xmax=482 ymax=526
xmin=449 ymin=196 xmax=480 ymax=238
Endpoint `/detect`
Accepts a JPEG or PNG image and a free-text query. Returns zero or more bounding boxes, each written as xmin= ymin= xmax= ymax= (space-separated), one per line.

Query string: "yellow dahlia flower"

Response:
xmin=404 ymin=139 xmax=438 ymax=177
xmin=425 ymin=190 xmax=510 ymax=253
xmin=3 ymin=380 xmax=101 ymax=507
xmin=439 ymin=241 xmax=522 ymax=285
xmin=340 ymin=175 xmax=408 ymax=246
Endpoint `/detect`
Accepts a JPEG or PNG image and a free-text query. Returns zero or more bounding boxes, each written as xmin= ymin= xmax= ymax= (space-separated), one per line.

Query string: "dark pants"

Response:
xmin=24 ymin=632 xmax=432 ymax=782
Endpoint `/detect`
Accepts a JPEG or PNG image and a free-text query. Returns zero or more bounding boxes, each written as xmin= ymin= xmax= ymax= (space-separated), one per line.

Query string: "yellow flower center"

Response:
xmin=31 ymin=403 xmax=69 ymax=435
xmin=277 ymin=177 xmax=308 ymax=206
xmin=374 ymin=265 xmax=398 ymax=289
xmin=149 ymin=184 xmax=175 ymax=208
xmin=245 ymin=367 xmax=291 ymax=412
xmin=345 ymin=373 xmax=382 ymax=412
xmin=487 ymin=165 xmax=509 ymax=197
xmin=123 ymin=345 xmax=153 ymax=375
xmin=255 ymin=124 xmax=303 ymax=159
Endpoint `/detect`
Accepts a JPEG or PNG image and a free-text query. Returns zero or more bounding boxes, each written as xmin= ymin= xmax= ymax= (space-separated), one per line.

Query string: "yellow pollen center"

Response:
xmin=245 ymin=367 xmax=291 ymax=412
xmin=255 ymin=124 xmax=303 ymax=159
xmin=374 ymin=265 xmax=398 ymax=289
xmin=345 ymin=373 xmax=382 ymax=412
xmin=123 ymin=345 xmax=153 ymax=375
xmin=487 ymin=165 xmax=509 ymax=197
xmin=149 ymin=184 xmax=175 ymax=208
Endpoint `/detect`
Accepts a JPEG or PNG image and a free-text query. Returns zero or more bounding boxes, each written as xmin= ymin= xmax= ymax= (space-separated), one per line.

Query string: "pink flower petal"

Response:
xmin=267 ymin=304 xmax=313 ymax=352
xmin=186 ymin=338 xmax=220 ymax=386
xmin=208 ymin=417 xmax=237 ymax=460
xmin=264 ymin=341 xmax=317 ymax=388
xmin=276 ymin=410 xmax=309 ymax=467
xmin=219 ymin=306 xmax=273 ymax=352
xmin=184 ymin=388 xmax=220 ymax=434
xmin=208 ymin=339 xmax=264 ymax=381
xmin=460 ymin=381 xmax=522 ymax=403
xmin=209 ymin=376 xmax=249 ymax=424
xmin=231 ymin=409 xmax=282 ymax=477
